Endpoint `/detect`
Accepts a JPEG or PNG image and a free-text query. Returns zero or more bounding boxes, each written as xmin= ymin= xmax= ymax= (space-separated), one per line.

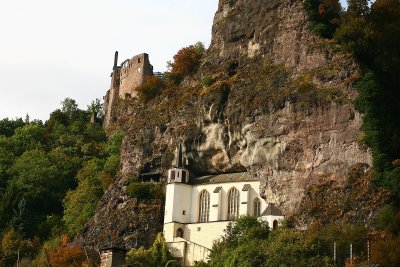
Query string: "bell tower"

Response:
xmin=167 ymin=143 xmax=189 ymax=184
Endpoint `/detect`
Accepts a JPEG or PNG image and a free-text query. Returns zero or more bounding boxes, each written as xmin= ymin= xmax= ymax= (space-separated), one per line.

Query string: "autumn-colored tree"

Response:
xmin=370 ymin=233 xmax=400 ymax=267
xmin=135 ymin=76 xmax=166 ymax=102
xmin=48 ymin=245 xmax=86 ymax=267
xmin=165 ymin=42 xmax=205 ymax=84
xmin=0 ymin=228 xmax=35 ymax=266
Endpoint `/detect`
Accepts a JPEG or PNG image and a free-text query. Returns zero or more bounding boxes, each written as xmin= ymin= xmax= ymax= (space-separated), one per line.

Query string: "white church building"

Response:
xmin=163 ymin=145 xmax=284 ymax=266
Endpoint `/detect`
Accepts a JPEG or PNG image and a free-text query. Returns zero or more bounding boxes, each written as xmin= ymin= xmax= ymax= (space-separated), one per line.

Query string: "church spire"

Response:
xmin=177 ymin=143 xmax=183 ymax=168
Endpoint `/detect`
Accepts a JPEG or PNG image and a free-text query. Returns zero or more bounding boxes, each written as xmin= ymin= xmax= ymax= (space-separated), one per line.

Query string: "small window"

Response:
xmin=138 ymin=58 xmax=141 ymax=63
xmin=171 ymin=170 xmax=175 ymax=180
xmin=176 ymin=228 xmax=184 ymax=238
xmin=182 ymin=170 xmax=187 ymax=181
xmin=253 ymin=198 xmax=261 ymax=217
xmin=182 ymin=210 xmax=186 ymax=215
xmin=273 ymin=220 xmax=278 ymax=230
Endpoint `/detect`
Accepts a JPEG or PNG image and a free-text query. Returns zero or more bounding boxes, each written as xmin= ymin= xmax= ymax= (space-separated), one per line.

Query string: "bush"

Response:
xmin=202 ymin=76 xmax=215 ymax=87
xmin=126 ymin=233 xmax=178 ymax=267
xmin=135 ymin=76 xmax=166 ymax=102
xmin=304 ymin=0 xmax=341 ymax=38
xmin=165 ymin=42 xmax=205 ymax=84
xmin=127 ymin=181 xmax=164 ymax=201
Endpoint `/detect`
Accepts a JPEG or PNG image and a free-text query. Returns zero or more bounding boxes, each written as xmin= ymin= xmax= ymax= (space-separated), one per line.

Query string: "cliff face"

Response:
xmin=82 ymin=0 xmax=389 ymax=249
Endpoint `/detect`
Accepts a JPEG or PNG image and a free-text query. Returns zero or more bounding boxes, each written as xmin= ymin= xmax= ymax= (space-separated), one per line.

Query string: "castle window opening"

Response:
xmin=198 ymin=190 xmax=210 ymax=222
xmin=253 ymin=197 xmax=261 ymax=217
xmin=138 ymin=58 xmax=141 ymax=63
xmin=227 ymin=187 xmax=239 ymax=220
xmin=182 ymin=210 xmax=186 ymax=215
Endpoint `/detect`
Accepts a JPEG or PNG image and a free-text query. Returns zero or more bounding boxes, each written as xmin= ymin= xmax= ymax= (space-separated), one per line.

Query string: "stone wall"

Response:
xmin=119 ymin=53 xmax=153 ymax=99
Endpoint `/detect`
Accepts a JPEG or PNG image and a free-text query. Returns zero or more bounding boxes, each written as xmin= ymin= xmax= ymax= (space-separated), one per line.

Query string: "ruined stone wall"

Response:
xmin=119 ymin=53 xmax=153 ymax=99
xmin=103 ymin=68 xmax=121 ymax=128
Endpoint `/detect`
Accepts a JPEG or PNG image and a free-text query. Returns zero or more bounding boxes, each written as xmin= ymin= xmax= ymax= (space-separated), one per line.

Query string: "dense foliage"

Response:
xmin=165 ymin=42 xmax=205 ymax=85
xmin=306 ymin=0 xmax=400 ymax=197
xmin=0 ymin=98 xmax=122 ymax=266
xmin=127 ymin=180 xmax=164 ymax=201
xmin=125 ymin=233 xmax=179 ymax=267
xmin=201 ymin=216 xmax=400 ymax=267
xmin=135 ymin=76 xmax=166 ymax=102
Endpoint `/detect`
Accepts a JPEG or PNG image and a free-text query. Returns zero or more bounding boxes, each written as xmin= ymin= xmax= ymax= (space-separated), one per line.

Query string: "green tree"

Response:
xmin=126 ymin=233 xmax=177 ymax=267
xmin=12 ymin=124 xmax=46 ymax=155
xmin=61 ymin=98 xmax=79 ymax=119
xmin=0 ymin=118 xmax=25 ymax=137
xmin=62 ymin=159 xmax=104 ymax=236
xmin=208 ymin=216 xmax=270 ymax=267
xmin=87 ymin=98 xmax=104 ymax=118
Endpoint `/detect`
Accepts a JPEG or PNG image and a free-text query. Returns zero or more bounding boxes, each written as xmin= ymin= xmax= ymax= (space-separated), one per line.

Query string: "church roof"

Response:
xmin=191 ymin=172 xmax=258 ymax=185
xmin=261 ymin=203 xmax=283 ymax=216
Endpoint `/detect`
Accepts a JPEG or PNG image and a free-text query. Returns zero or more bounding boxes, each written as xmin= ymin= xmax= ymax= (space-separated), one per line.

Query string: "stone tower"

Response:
xmin=103 ymin=51 xmax=153 ymax=129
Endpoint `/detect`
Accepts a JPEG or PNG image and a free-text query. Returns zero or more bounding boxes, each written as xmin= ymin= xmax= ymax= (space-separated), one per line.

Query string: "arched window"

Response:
xmin=253 ymin=198 xmax=261 ymax=217
xmin=227 ymin=187 xmax=239 ymax=220
xmin=198 ymin=190 xmax=210 ymax=222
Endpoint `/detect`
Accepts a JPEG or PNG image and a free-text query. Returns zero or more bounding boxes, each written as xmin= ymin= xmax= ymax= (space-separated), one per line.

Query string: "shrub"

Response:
xmin=135 ymin=76 xmax=166 ymax=102
xmin=304 ymin=0 xmax=341 ymax=38
xmin=165 ymin=42 xmax=205 ymax=84
xmin=126 ymin=233 xmax=178 ymax=267
xmin=127 ymin=181 xmax=164 ymax=201
xmin=202 ymin=76 xmax=215 ymax=87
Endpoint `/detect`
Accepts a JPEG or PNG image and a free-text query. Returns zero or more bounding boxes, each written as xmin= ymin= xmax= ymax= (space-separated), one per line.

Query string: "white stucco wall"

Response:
xmin=188 ymin=181 xmax=264 ymax=222
xmin=164 ymin=183 xmax=192 ymax=224
xmin=164 ymin=179 xmax=278 ymax=266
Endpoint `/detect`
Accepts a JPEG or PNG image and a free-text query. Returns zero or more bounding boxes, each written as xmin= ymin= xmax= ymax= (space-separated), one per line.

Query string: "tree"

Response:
xmin=61 ymin=98 xmax=79 ymax=119
xmin=62 ymin=159 xmax=104 ymax=236
xmin=0 ymin=118 xmax=25 ymax=137
xmin=126 ymin=233 xmax=178 ymax=267
xmin=208 ymin=216 xmax=270 ymax=267
xmin=12 ymin=124 xmax=46 ymax=154
xmin=87 ymin=98 xmax=104 ymax=118
xmin=165 ymin=42 xmax=205 ymax=84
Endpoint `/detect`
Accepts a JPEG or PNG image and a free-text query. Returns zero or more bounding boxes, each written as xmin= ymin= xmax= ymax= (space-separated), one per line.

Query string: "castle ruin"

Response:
xmin=103 ymin=51 xmax=154 ymax=128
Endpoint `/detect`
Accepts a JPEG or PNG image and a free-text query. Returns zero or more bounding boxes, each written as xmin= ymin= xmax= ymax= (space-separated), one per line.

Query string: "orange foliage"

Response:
xmin=166 ymin=42 xmax=204 ymax=84
xmin=48 ymin=244 xmax=86 ymax=267
xmin=135 ymin=76 xmax=166 ymax=102
xmin=370 ymin=233 xmax=400 ymax=266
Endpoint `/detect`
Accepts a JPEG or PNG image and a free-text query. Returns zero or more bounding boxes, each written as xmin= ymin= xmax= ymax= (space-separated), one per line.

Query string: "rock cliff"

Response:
xmin=82 ymin=0 xmax=389 ymax=249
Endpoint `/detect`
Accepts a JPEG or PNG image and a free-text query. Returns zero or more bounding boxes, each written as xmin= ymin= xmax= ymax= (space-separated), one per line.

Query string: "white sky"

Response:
xmin=0 ymin=0 xmax=218 ymax=121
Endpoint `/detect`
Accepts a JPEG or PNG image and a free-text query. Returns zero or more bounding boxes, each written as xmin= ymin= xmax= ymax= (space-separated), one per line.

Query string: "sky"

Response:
xmin=0 ymin=0 xmax=218 ymax=121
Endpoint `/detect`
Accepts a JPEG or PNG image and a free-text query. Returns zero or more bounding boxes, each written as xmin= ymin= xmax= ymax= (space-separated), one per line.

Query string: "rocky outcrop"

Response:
xmin=81 ymin=0 xmax=389 ymax=248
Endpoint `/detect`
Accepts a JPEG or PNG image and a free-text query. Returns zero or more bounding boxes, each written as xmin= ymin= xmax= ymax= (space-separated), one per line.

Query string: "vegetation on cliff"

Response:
xmin=306 ymin=0 xmax=400 ymax=198
xmin=0 ymin=98 xmax=122 ymax=266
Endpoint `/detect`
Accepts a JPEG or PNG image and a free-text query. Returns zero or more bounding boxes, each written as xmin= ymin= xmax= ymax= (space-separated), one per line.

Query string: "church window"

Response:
xmin=198 ymin=190 xmax=210 ymax=222
xmin=253 ymin=198 xmax=261 ymax=217
xmin=227 ymin=187 xmax=239 ymax=220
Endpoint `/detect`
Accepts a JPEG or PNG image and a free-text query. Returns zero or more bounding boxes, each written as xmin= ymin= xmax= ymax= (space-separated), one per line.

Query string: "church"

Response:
xmin=163 ymin=145 xmax=285 ymax=266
